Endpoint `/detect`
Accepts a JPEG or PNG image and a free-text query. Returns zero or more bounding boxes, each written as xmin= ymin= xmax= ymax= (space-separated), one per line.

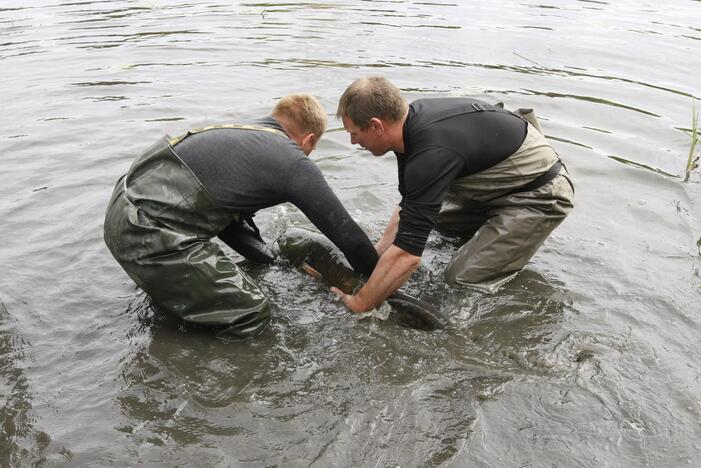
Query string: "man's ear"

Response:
xmin=301 ymin=133 xmax=317 ymax=154
xmin=369 ymin=117 xmax=384 ymax=134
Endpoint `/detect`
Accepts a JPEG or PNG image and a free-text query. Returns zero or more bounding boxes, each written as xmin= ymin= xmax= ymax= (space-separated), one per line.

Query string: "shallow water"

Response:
xmin=1 ymin=0 xmax=700 ymax=466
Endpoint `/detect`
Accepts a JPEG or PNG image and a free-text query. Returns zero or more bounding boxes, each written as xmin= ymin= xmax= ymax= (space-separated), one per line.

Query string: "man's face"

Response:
xmin=342 ymin=115 xmax=387 ymax=156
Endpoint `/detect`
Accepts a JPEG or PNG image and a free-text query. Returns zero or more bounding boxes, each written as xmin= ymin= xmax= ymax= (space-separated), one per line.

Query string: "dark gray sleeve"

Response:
xmin=285 ymin=158 xmax=379 ymax=277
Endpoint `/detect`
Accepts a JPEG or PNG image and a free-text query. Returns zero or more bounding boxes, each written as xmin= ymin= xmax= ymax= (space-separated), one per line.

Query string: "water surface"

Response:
xmin=1 ymin=0 xmax=700 ymax=466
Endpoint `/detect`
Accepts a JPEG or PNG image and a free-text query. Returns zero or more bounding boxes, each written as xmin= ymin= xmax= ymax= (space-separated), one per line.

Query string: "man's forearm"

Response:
xmin=298 ymin=183 xmax=379 ymax=276
xmin=333 ymin=244 xmax=420 ymax=312
xmin=375 ymin=206 xmax=401 ymax=256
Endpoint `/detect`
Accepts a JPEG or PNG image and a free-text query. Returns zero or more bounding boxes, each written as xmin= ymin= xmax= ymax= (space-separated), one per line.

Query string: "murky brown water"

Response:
xmin=1 ymin=1 xmax=700 ymax=466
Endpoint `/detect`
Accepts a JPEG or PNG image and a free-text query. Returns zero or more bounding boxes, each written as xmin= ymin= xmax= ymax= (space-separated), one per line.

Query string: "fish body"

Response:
xmin=276 ymin=227 xmax=449 ymax=331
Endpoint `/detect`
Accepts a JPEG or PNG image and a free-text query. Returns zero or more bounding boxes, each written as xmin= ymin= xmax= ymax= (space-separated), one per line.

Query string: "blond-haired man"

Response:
xmin=104 ymin=94 xmax=378 ymax=337
xmin=333 ymin=77 xmax=574 ymax=312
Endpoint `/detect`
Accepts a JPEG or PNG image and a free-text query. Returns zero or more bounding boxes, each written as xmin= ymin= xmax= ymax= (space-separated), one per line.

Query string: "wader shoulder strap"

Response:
xmin=168 ymin=124 xmax=287 ymax=147
xmin=512 ymin=108 xmax=544 ymax=134
xmin=429 ymin=101 xmax=540 ymax=133
xmin=448 ymin=101 xmax=546 ymax=134
xmin=436 ymin=101 xmax=506 ymax=121
xmin=494 ymin=102 xmax=544 ymax=134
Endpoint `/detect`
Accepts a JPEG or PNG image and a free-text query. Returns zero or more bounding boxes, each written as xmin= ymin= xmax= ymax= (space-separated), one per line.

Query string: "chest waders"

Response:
xmin=435 ymin=105 xmax=575 ymax=289
xmin=104 ymin=125 xmax=286 ymax=338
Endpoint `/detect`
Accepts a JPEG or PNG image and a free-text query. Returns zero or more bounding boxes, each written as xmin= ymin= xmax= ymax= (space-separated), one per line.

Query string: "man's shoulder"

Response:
xmin=409 ymin=96 xmax=487 ymax=111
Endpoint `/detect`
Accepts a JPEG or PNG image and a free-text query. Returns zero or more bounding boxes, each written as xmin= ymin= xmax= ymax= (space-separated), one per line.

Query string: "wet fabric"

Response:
xmin=104 ymin=136 xmax=271 ymax=338
xmin=105 ymin=120 xmax=380 ymax=337
xmin=436 ymin=122 xmax=575 ymax=286
xmin=394 ymin=97 xmax=528 ymax=255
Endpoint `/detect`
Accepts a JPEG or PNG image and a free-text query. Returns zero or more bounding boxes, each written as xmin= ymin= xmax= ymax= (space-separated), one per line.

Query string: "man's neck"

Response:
xmin=271 ymin=114 xmax=298 ymax=139
xmin=387 ymin=109 xmax=409 ymax=154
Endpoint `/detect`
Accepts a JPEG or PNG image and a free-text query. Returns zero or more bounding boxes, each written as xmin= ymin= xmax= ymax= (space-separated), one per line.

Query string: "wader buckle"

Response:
xmin=471 ymin=102 xmax=486 ymax=112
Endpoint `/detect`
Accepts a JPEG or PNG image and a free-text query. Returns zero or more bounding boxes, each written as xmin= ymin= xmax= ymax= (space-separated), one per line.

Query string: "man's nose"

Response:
xmin=350 ymin=135 xmax=357 ymax=145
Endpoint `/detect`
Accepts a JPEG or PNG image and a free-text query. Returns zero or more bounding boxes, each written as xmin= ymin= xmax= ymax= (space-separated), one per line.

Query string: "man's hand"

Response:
xmin=331 ymin=245 xmax=421 ymax=314
xmin=330 ymin=287 xmax=369 ymax=313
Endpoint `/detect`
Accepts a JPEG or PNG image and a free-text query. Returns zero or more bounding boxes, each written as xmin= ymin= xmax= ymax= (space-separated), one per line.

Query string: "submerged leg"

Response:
xmin=445 ymin=174 xmax=574 ymax=286
xmin=122 ymin=236 xmax=271 ymax=338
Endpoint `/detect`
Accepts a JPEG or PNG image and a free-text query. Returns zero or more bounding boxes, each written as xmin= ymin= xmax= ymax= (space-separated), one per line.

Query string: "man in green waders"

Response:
xmin=104 ymin=94 xmax=379 ymax=338
xmin=331 ymin=77 xmax=574 ymax=312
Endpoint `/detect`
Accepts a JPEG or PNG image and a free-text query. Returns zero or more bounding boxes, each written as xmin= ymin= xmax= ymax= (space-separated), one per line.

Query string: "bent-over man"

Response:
xmin=332 ymin=76 xmax=574 ymax=312
xmin=104 ymin=94 xmax=378 ymax=337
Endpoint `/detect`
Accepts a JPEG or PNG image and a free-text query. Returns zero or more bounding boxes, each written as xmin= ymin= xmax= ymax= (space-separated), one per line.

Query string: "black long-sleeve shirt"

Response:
xmin=394 ymin=98 xmax=527 ymax=256
xmin=174 ymin=116 xmax=378 ymax=276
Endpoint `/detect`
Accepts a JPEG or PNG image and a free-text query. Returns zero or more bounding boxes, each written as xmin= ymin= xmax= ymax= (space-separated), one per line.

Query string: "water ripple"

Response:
xmin=2 ymin=0 xmax=701 ymax=465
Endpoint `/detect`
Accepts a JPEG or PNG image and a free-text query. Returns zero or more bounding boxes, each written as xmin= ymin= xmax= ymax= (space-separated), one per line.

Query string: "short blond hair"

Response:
xmin=272 ymin=93 xmax=327 ymax=138
xmin=336 ymin=76 xmax=408 ymax=129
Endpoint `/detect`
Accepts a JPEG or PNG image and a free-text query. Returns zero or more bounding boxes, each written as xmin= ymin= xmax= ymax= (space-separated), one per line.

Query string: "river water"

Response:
xmin=1 ymin=1 xmax=700 ymax=466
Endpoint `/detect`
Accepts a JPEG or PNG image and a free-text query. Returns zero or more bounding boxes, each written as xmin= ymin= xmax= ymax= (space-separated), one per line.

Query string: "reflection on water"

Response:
xmin=111 ymin=255 xmax=576 ymax=464
xmin=525 ymin=89 xmax=662 ymax=117
xmin=0 ymin=302 xmax=50 ymax=466
xmin=1 ymin=0 xmax=700 ymax=465
xmin=608 ymin=155 xmax=680 ymax=178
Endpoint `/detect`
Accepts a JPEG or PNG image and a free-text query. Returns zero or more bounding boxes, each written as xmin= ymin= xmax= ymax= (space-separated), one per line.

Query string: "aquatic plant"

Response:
xmin=684 ymin=100 xmax=700 ymax=182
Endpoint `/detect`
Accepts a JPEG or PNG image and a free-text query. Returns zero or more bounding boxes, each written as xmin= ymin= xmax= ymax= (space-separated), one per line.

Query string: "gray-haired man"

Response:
xmin=333 ymin=76 xmax=574 ymax=312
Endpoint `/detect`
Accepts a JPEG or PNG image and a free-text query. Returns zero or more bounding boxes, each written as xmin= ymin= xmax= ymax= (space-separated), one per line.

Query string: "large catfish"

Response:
xmin=276 ymin=227 xmax=449 ymax=331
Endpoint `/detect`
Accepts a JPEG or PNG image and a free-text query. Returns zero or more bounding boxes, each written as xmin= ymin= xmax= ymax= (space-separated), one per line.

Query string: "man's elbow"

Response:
xmin=406 ymin=254 xmax=421 ymax=272
xmin=391 ymin=245 xmax=422 ymax=271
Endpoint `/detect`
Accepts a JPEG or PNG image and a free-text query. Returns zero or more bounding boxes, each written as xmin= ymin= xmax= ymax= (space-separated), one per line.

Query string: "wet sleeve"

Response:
xmin=286 ymin=158 xmax=379 ymax=277
xmin=394 ymin=146 xmax=466 ymax=256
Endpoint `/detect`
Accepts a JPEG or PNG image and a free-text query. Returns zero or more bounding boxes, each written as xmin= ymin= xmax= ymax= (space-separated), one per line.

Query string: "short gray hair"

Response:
xmin=336 ymin=76 xmax=408 ymax=129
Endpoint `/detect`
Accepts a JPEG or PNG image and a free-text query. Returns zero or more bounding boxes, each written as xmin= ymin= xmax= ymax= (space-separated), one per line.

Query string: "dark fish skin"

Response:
xmin=386 ymin=291 xmax=450 ymax=331
xmin=276 ymin=227 xmax=358 ymax=293
xmin=276 ymin=227 xmax=449 ymax=331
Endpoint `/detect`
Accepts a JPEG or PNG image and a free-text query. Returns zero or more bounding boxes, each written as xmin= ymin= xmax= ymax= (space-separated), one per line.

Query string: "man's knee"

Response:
xmin=181 ymin=294 xmax=272 ymax=338
xmin=444 ymin=261 xmax=493 ymax=286
xmin=444 ymin=261 xmax=520 ymax=289
xmin=443 ymin=239 xmax=523 ymax=287
xmin=444 ymin=266 xmax=460 ymax=286
xmin=216 ymin=299 xmax=272 ymax=340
